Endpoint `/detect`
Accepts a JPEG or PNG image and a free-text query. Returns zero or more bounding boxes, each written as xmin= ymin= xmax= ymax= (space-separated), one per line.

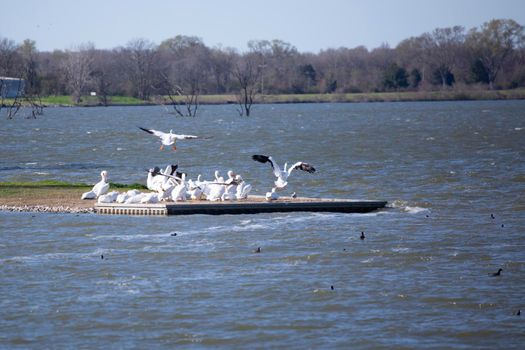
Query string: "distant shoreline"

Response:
xmin=4 ymin=89 xmax=525 ymax=108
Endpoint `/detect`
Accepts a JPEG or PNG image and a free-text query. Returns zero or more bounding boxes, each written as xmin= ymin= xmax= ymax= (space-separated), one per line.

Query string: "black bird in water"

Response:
xmin=490 ymin=268 xmax=502 ymax=276
xmin=255 ymin=247 xmax=261 ymax=253
xmin=170 ymin=232 xmax=178 ymax=236
xmin=101 ymin=255 xmax=104 ymax=260
xmin=516 ymin=309 xmax=521 ymax=316
xmin=330 ymin=285 xmax=334 ymax=290
xmin=491 ymin=214 xmax=495 ymax=219
xmin=360 ymin=232 xmax=365 ymax=240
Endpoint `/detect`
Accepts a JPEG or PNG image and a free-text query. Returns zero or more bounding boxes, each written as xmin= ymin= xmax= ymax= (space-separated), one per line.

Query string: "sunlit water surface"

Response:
xmin=1 ymin=101 xmax=524 ymax=348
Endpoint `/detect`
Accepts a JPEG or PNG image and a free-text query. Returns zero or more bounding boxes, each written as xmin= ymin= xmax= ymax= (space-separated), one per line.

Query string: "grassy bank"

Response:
xmin=0 ymin=181 xmax=146 ymax=208
xmin=8 ymin=89 xmax=525 ymax=107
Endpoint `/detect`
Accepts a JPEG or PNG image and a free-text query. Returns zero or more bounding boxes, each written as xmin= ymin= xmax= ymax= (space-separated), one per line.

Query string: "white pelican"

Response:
xmin=221 ymin=171 xmax=238 ymax=201
xmin=97 ymin=191 xmax=119 ymax=203
xmin=206 ymin=172 xmax=225 ymax=201
xmin=171 ymin=173 xmax=187 ymax=202
xmin=251 ymin=155 xmax=315 ymax=190
xmin=139 ymin=127 xmax=200 ymax=151
xmin=265 ymin=188 xmax=279 ymax=201
xmin=214 ymin=170 xmax=224 ymax=183
xmin=125 ymin=191 xmax=146 ymax=204
xmin=146 ymin=167 xmax=163 ymax=191
xmin=116 ymin=189 xmax=141 ymax=203
xmin=235 ymin=175 xmax=252 ymax=199
xmin=140 ymin=192 xmax=160 ymax=204
xmin=186 ymin=179 xmax=203 ymax=200
xmin=81 ymin=170 xmax=110 ymax=199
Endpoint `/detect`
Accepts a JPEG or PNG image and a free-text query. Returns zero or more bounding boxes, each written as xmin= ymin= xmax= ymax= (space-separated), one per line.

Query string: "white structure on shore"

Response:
xmin=0 ymin=77 xmax=25 ymax=98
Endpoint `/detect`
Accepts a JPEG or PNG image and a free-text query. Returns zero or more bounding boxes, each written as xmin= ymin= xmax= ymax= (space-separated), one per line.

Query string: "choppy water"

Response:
xmin=1 ymin=101 xmax=524 ymax=349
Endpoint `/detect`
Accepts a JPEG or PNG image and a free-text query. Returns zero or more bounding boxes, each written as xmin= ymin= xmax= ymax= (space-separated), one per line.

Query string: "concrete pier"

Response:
xmin=95 ymin=196 xmax=387 ymax=216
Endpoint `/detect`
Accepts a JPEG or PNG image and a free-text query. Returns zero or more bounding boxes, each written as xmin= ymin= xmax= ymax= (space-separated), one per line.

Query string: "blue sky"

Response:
xmin=1 ymin=0 xmax=524 ymax=53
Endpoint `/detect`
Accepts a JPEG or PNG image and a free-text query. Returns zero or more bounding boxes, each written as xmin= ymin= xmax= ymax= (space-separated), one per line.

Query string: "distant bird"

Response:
xmin=255 ymin=247 xmax=261 ymax=253
xmin=360 ymin=232 xmax=365 ymax=240
xmin=491 ymin=214 xmax=495 ymax=219
xmin=490 ymin=268 xmax=503 ymax=276
xmin=81 ymin=170 xmax=109 ymax=199
xmin=252 ymin=154 xmax=315 ymax=190
xmin=139 ymin=127 xmax=200 ymax=151
xmin=170 ymin=232 xmax=178 ymax=237
xmin=291 ymin=192 xmax=297 ymax=199
xmin=101 ymin=255 xmax=104 ymax=259
xmin=517 ymin=309 xmax=521 ymax=316
xmin=330 ymin=285 xmax=334 ymax=290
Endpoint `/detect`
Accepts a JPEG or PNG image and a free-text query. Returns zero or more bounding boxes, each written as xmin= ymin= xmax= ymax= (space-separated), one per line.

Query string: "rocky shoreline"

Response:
xmin=0 ymin=205 xmax=94 ymax=214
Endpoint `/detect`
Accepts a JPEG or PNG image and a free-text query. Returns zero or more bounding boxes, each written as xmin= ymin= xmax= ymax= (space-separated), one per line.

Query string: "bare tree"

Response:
xmin=0 ymin=37 xmax=19 ymax=76
xmin=91 ymin=50 xmax=119 ymax=106
xmin=233 ymin=52 xmax=262 ymax=116
xmin=209 ymin=46 xmax=235 ymax=93
xmin=157 ymin=35 xmax=211 ymax=117
xmin=18 ymin=39 xmax=44 ymax=117
xmin=466 ymin=19 xmax=525 ymax=89
xmin=420 ymin=26 xmax=466 ymax=88
xmin=63 ymin=43 xmax=95 ymax=104
xmin=120 ymin=39 xmax=158 ymax=100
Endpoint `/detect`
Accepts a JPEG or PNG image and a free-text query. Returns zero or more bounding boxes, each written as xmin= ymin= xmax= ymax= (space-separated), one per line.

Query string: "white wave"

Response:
xmin=515 ymin=127 xmax=523 ymax=131
xmin=390 ymin=200 xmax=429 ymax=214
xmin=93 ymin=232 xmax=176 ymax=241
xmin=231 ymin=223 xmax=270 ymax=232
xmin=34 ymin=172 xmax=49 ymax=175
xmin=25 ymin=162 xmax=38 ymax=165
xmin=404 ymin=206 xmax=429 ymax=214
xmin=1 ymin=251 xmax=90 ymax=264
xmin=391 ymin=247 xmax=410 ymax=253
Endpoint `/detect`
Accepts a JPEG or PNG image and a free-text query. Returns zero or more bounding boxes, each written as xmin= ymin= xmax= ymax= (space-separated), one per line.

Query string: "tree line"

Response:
xmin=1 ymin=18 xmax=524 ymax=115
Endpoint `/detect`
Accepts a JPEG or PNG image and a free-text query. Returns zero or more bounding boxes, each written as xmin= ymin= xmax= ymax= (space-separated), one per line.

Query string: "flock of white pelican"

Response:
xmin=81 ymin=127 xmax=316 ymax=204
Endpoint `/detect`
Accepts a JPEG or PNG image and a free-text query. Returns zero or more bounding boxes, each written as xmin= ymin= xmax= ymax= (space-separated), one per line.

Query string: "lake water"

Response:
xmin=1 ymin=101 xmax=524 ymax=349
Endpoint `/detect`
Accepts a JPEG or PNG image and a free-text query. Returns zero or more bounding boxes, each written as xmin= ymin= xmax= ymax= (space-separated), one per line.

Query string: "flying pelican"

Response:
xmin=81 ymin=170 xmax=110 ymax=199
xmin=251 ymin=154 xmax=316 ymax=190
xmin=138 ymin=127 xmax=200 ymax=151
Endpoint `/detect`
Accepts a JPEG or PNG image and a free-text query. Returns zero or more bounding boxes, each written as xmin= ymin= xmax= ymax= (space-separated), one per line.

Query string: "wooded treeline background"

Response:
xmin=1 ymin=18 xmax=524 ymax=105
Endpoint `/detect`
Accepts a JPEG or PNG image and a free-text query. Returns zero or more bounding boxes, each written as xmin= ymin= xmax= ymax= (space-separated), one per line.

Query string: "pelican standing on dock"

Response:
xmin=138 ymin=127 xmax=200 ymax=151
xmin=251 ymin=154 xmax=316 ymax=191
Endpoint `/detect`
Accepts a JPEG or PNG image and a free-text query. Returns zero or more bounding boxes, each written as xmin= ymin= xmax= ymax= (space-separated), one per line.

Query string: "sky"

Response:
xmin=1 ymin=0 xmax=524 ymax=53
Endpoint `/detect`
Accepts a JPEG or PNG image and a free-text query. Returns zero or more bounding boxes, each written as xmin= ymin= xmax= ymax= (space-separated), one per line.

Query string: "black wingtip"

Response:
xmin=252 ymin=154 xmax=270 ymax=163
xmin=138 ymin=127 xmax=153 ymax=134
xmin=299 ymin=163 xmax=316 ymax=173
